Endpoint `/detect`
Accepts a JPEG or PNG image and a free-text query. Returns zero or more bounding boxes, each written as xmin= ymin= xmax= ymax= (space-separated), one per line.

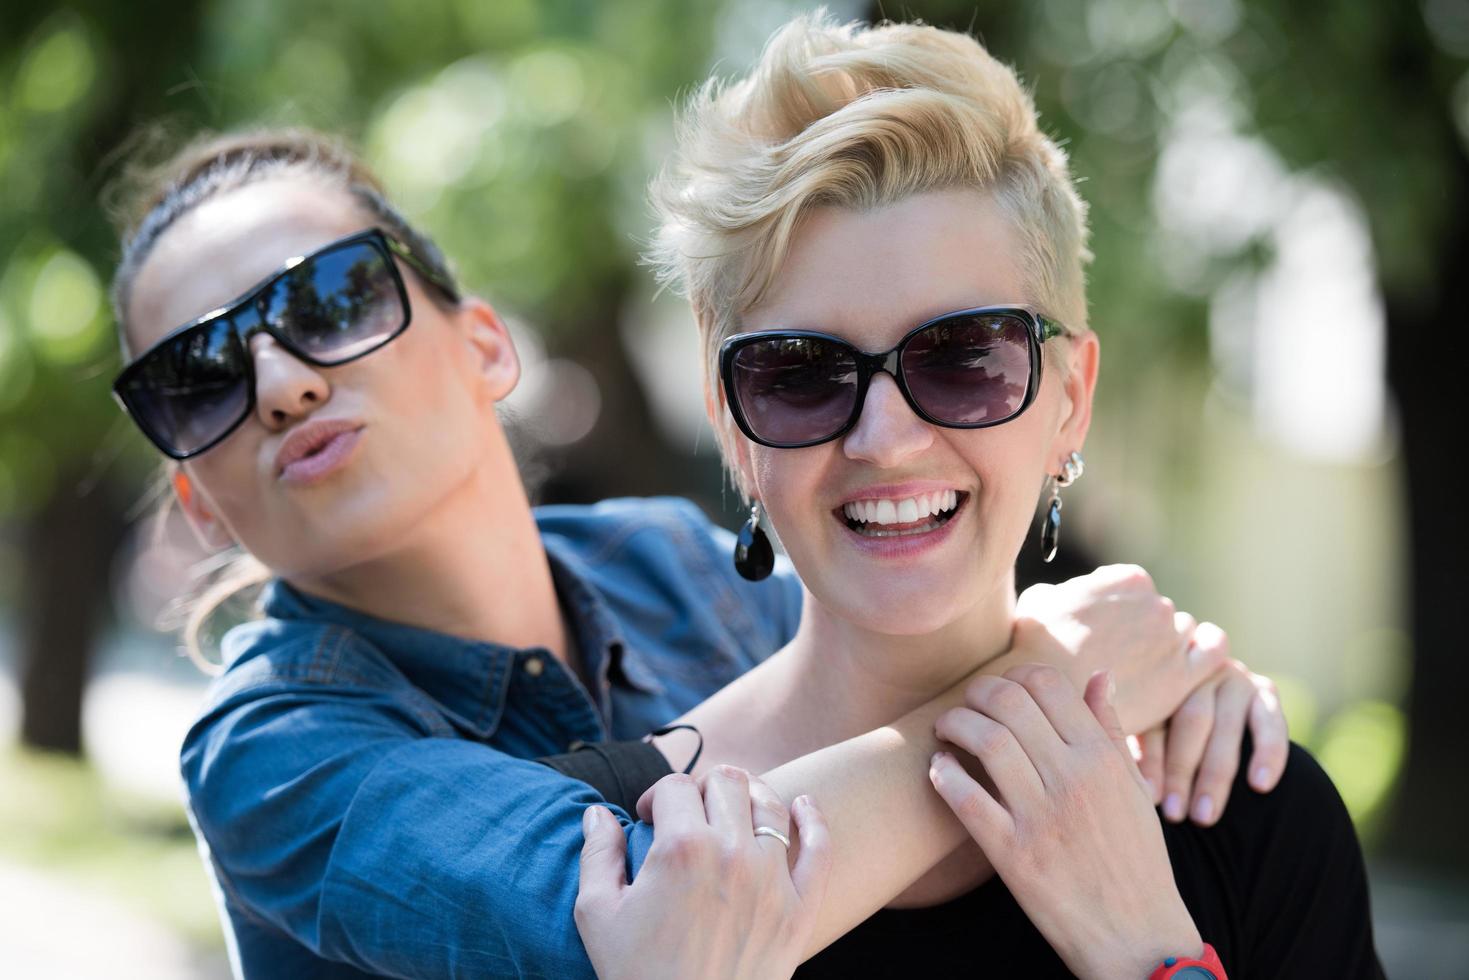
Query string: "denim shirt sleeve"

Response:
xmin=182 ymin=627 xmax=654 ymax=979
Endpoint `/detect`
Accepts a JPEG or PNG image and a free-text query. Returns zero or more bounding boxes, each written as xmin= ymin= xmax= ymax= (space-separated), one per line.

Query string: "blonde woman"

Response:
xmin=576 ymin=12 xmax=1385 ymax=979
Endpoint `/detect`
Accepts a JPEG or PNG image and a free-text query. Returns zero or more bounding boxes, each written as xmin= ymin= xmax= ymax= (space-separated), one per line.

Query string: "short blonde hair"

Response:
xmin=648 ymin=11 xmax=1091 ymax=471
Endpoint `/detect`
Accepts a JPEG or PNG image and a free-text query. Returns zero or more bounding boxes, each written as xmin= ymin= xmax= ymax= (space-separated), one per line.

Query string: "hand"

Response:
xmin=1014 ymin=565 xmax=1224 ymax=734
xmin=930 ymin=664 xmax=1203 ymax=980
xmin=1131 ymin=624 xmax=1290 ymax=826
xmin=575 ymin=766 xmax=832 ymax=980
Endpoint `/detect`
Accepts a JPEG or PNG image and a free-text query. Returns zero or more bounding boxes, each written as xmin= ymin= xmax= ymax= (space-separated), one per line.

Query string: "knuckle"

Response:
xmin=951 ymin=786 xmax=991 ymax=825
xmin=981 ymin=679 xmax=1030 ymax=714
xmin=1197 ymin=761 xmax=1237 ymax=789
xmin=964 ymin=674 xmax=1002 ymax=706
xmin=658 ymin=830 xmax=713 ymax=870
xmin=1175 ymin=693 xmax=1214 ymax=723
xmin=657 ymin=772 xmax=697 ymax=792
xmin=1027 ymin=664 xmax=1066 ymax=691
xmin=712 ymin=765 xmax=750 ymax=786
xmin=1110 ymin=563 xmax=1151 ymax=588
xmin=977 ymin=724 xmax=1015 ymax=758
xmin=718 ymin=843 xmax=756 ymax=880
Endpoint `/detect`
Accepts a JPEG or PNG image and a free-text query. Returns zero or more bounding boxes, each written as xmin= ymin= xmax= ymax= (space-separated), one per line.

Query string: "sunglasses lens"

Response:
xmin=259 ymin=241 xmax=405 ymax=364
xmin=119 ymin=317 xmax=251 ymax=457
xmin=730 ymin=336 xmax=860 ymax=446
xmin=901 ymin=313 xmax=1033 ymax=425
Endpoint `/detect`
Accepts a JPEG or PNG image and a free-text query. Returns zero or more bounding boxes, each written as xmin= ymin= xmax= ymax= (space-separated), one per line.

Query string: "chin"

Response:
xmin=814 ymin=571 xmax=976 ymax=637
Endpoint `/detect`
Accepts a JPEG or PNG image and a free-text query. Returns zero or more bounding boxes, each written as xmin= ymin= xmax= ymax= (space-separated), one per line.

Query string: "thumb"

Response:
xmin=577 ymin=806 xmax=627 ymax=906
xmin=1085 ymin=670 xmax=1151 ymax=797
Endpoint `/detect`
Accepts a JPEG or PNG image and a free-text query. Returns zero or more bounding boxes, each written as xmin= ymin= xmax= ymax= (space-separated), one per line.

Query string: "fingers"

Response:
xmin=745 ymin=772 xmax=792 ymax=861
xmin=999 ymin=663 xmax=1096 ymax=745
xmin=647 ymin=771 xmax=711 ymax=838
xmin=1136 ymin=727 xmax=1167 ymax=805
xmin=1185 ymin=621 xmax=1229 ymax=684
xmin=1161 ymin=681 xmax=1216 ymax=823
xmin=1186 ymin=672 xmax=1254 ymax=826
xmin=577 ymin=805 xmax=628 ymax=907
xmin=1083 ymin=670 xmax=1150 ymax=797
xmin=934 ymin=703 xmax=1045 ymax=807
xmin=928 ymin=750 xmax=1013 ymax=850
xmin=956 ymin=673 xmax=1068 ymax=779
xmin=1244 ymin=668 xmax=1290 ymax=793
xmin=702 ymin=765 xmax=756 ymax=846
xmin=788 ymin=795 xmax=832 ymax=906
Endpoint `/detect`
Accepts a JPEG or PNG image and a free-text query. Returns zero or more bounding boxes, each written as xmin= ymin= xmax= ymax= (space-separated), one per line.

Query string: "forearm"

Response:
xmin=751 ymin=646 xmax=1027 ymax=957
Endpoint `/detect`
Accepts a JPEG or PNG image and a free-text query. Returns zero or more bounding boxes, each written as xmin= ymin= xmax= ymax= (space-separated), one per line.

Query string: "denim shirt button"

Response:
xmin=523 ymin=655 xmax=544 ymax=677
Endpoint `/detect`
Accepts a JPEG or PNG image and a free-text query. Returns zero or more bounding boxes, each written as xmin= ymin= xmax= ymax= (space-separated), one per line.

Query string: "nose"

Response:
xmin=842 ymin=371 xmax=934 ymax=467
xmin=250 ymin=334 xmax=330 ymax=430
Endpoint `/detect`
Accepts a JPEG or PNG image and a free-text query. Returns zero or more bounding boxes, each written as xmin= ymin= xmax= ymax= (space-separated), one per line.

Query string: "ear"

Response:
xmin=172 ymin=469 xmax=235 ymax=552
xmin=1048 ymin=329 xmax=1100 ymax=467
xmin=458 ymin=298 xmax=521 ymax=402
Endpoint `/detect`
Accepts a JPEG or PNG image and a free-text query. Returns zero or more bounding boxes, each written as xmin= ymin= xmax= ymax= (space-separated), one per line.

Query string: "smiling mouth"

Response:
xmin=836 ymin=491 xmax=969 ymax=538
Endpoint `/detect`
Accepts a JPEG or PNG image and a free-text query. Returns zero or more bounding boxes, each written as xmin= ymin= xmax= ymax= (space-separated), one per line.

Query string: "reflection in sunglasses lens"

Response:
xmin=125 ymin=318 xmax=250 ymax=456
xmin=734 ymin=337 xmax=859 ymax=446
xmin=902 ymin=314 xmax=1031 ymax=424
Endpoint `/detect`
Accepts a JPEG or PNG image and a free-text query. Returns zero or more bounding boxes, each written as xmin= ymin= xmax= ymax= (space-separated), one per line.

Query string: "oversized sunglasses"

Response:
xmin=719 ymin=306 xmax=1066 ymax=449
xmin=113 ymin=228 xmax=459 ymax=460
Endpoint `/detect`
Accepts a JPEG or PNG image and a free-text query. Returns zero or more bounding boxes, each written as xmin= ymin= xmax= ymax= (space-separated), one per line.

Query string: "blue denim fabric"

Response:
xmin=180 ymin=497 xmax=803 ymax=979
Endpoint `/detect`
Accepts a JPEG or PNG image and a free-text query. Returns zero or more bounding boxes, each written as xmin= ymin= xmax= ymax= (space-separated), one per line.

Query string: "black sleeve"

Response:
xmin=1231 ymin=740 xmax=1388 ymax=978
xmin=535 ymin=739 xmax=673 ymax=814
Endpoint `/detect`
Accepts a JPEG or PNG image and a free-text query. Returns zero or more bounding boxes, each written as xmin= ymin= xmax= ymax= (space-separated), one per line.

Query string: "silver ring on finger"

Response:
xmin=753 ymin=825 xmax=791 ymax=849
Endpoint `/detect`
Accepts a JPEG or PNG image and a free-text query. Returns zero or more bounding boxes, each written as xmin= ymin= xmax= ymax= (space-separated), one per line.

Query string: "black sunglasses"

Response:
xmin=719 ymin=306 xmax=1066 ymax=449
xmin=113 ymin=228 xmax=459 ymax=460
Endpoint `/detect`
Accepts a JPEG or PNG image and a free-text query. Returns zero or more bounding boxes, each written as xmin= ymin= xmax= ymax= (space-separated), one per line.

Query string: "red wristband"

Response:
xmin=1147 ymin=941 xmax=1227 ymax=979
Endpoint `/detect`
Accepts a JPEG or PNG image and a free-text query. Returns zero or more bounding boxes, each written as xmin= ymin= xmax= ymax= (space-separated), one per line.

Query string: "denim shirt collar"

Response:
xmin=259 ymin=537 xmax=661 ymax=737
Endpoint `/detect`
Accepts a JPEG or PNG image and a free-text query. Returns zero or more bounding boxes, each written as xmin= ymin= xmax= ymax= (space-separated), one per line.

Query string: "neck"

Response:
xmin=777 ymin=572 xmax=1019 ymax=749
xmin=287 ymin=433 xmax=568 ymax=662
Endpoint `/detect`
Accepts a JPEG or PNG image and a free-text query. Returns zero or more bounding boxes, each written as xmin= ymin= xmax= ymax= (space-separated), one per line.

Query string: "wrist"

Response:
xmin=1087 ymin=925 xmax=1203 ymax=980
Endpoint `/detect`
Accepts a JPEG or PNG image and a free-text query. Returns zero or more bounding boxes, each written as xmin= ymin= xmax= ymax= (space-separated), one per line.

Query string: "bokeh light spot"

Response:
xmin=18 ymin=23 xmax=96 ymax=113
xmin=1316 ymin=700 xmax=1407 ymax=824
xmin=27 ymin=250 xmax=105 ymax=364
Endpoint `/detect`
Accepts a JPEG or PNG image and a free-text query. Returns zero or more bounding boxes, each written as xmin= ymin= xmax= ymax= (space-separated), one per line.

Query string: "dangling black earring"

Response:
xmin=1039 ymin=451 xmax=1084 ymax=563
xmin=734 ymin=501 xmax=774 ymax=581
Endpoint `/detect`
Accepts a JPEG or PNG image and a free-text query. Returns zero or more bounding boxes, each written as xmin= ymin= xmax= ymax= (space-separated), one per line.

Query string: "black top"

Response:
xmin=797 ymin=736 xmax=1387 ymax=979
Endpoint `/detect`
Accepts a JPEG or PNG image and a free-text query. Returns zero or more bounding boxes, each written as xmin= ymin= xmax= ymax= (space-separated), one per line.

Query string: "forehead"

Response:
xmin=744 ymin=189 xmax=1026 ymax=348
xmin=126 ymin=177 xmax=369 ymax=353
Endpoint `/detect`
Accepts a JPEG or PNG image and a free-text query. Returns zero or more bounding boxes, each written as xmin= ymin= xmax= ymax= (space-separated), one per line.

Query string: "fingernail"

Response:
xmin=1105 ymin=670 xmax=1116 ymax=704
xmin=1252 ymin=766 xmax=1270 ymax=789
xmin=1164 ymin=793 xmax=1184 ymax=822
xmin=583 ymin=806 xmax=598 ymax=831
xmin=1192 ymin=795 xmax=1214 ymax=823
xmin=794 ymin=794 xmax=810 ymax=810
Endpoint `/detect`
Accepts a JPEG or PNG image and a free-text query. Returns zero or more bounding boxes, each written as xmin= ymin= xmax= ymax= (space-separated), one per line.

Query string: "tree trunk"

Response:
xmin=18 ymin=471 xmax=128 ymax=754
xmin=1377 ymin=148 xmax=1469 ymax=873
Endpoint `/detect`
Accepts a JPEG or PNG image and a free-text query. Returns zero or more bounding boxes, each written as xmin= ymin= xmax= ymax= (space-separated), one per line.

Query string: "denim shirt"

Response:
xmin=180 ymin=497 xmax=802 ymax=979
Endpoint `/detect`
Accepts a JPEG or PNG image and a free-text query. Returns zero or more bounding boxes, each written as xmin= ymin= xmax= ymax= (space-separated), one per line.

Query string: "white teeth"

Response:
xmin=842 ymin=491 xmax=961 ymax=526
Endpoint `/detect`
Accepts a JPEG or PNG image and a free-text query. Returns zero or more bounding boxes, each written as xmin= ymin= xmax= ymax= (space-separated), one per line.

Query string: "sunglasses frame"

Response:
xmin=719 ymin=305 xmax=1067 ymax=450
xmin=113 ymin=227 xmax=459 ymax=460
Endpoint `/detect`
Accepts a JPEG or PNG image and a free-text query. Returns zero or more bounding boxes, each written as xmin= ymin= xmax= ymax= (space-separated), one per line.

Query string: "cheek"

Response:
xmin=748 ymin=447 xmax=827 ymax=539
